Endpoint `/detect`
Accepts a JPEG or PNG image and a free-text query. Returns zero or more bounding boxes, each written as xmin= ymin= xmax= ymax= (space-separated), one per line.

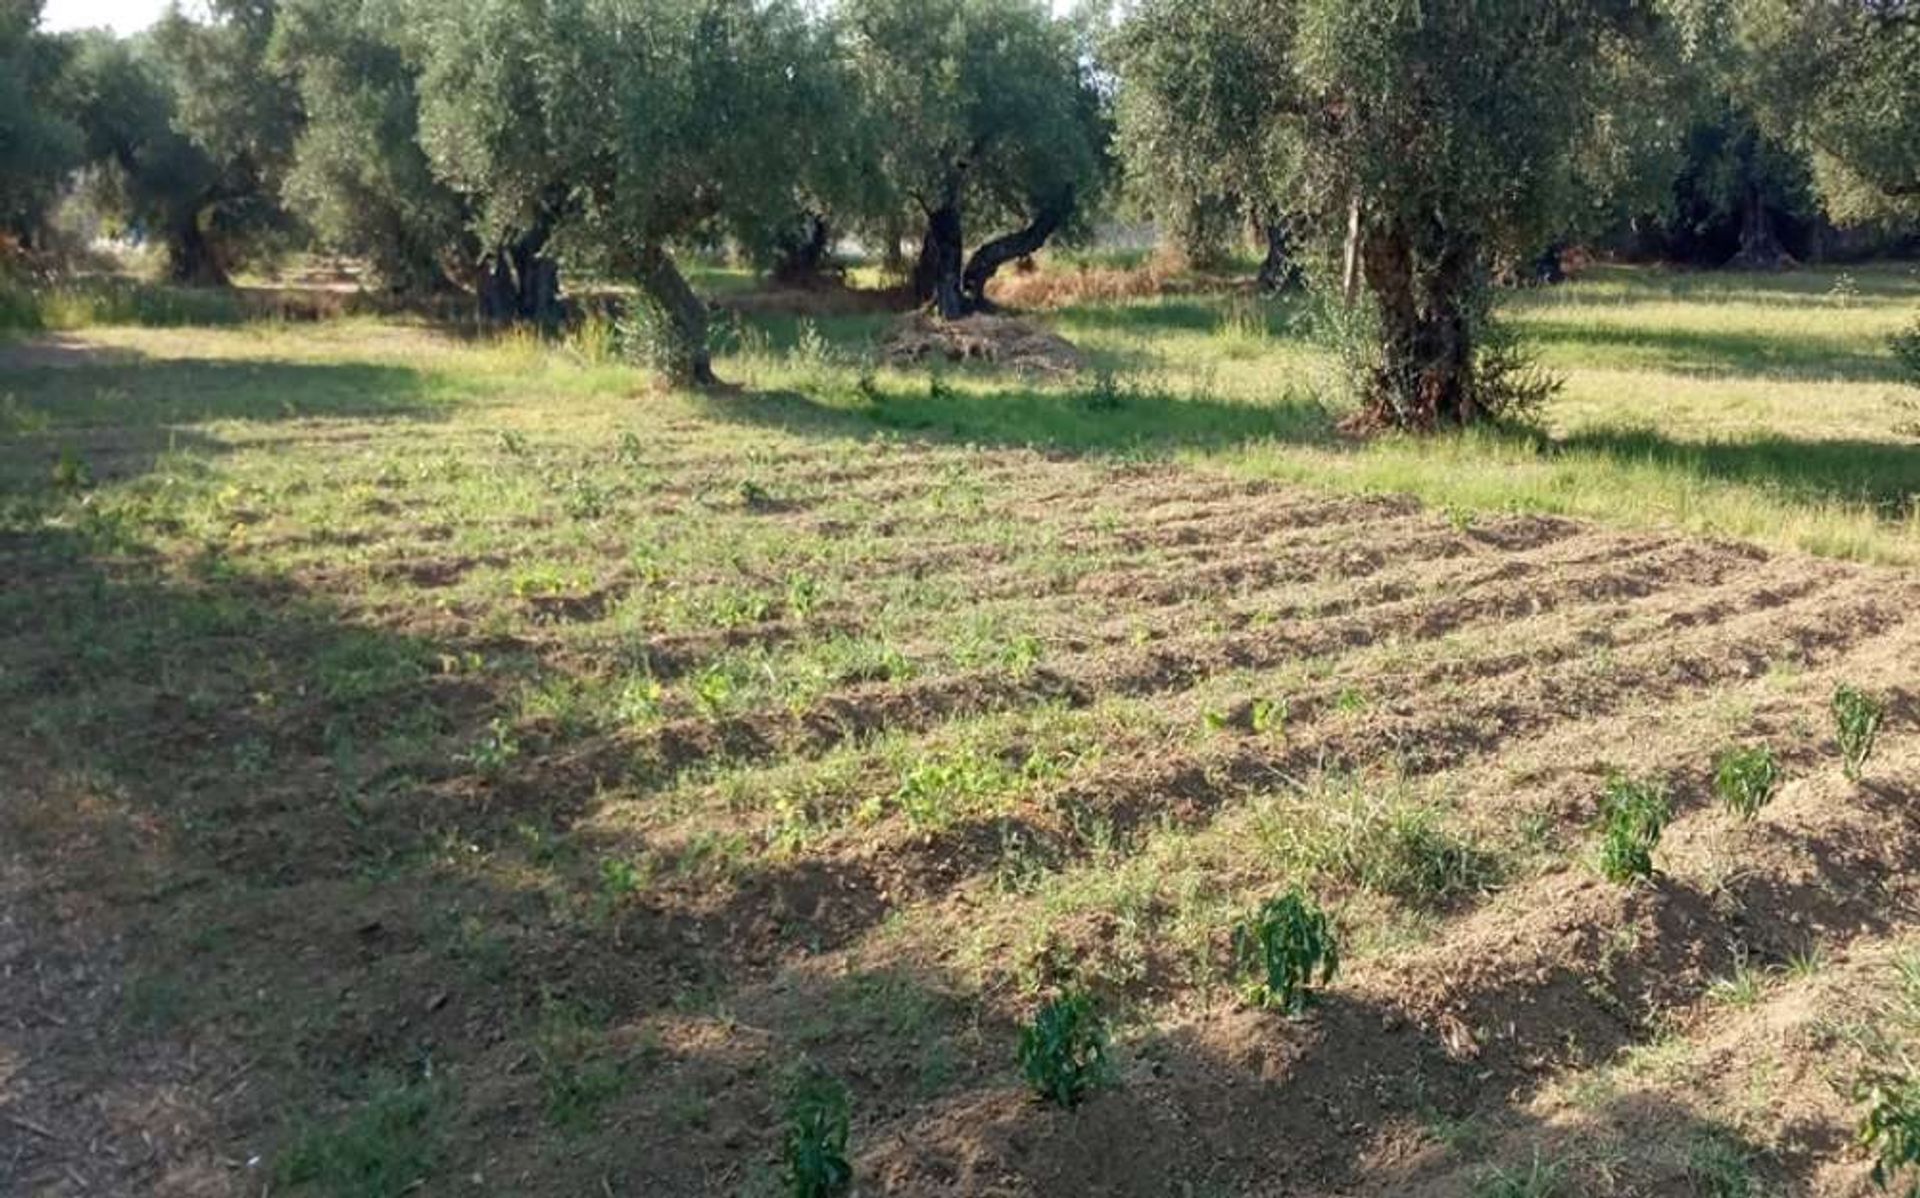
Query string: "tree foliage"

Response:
xmin=272 ymin=0 xmax=472 ymax=293
xmin=1709 ymin=0 xmax=1920 ymax=227
xmin=58 ymin=2 xmax=291 ymax=285
xmin=844 ymin=0 xmax=1108 ymax=316
xmin=0 ymin=1 xmax=82 ymax=245
xmin=1109 ymin=0 xmax=1299 ymax=280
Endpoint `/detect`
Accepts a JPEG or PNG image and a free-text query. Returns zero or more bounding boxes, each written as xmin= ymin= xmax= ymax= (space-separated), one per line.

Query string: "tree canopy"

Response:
xmin=10 ymin=0 xmax=1918 ymax=409
xmin=0 ymin=1 xmax=82 ymax=245
xmin=844 ymin=0 xmax=1108 ymax=316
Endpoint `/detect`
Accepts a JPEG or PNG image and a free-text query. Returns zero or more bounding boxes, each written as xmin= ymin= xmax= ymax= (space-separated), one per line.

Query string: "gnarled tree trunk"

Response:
xmin=635 ymin=244 xmax=716 ymax=387
xmin=960 ymin=189 xmax=1074 ymax=312
xmin=167 ymin=214 xmax=230 ymax=287
xmin=479 ymin=223 xmax=562 ymax=326
xmin=771 ymin=212 xmax=835 ymax=288
xmin=914 ymin=202 xmax=967 ymax=320
xmin=1256 ymin=214 xmax=1299 ymax=293
xmin=1360 ymin=223 xmax=1478 ymax=429
xmin=1727 ymin=183 xmax=1792 ymax=270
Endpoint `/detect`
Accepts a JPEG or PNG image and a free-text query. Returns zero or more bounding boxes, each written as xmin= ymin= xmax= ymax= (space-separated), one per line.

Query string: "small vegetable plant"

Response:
xmin=1250 ymin=696 xmax=1289 ymax=736
xmin=1713 ymin=744 xmax=1781 ymax=820
xmin=1597 ymin=773 xmax=1670 ymax=884
xmin=1234 ymin=889 xmax=1340 ymax=1016
xmin=781 ymin=1067 xmax=853 ymax=1198
xmin=1859 ymin=1068 xmax=1920 ymax=1196
xmin=1018 ymin=991 xmax=1109 ymax=1107
xmin=1834 ymin=685 xmax=1886 ymax=782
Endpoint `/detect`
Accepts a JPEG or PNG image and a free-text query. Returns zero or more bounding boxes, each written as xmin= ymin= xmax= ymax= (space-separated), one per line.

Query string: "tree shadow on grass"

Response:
xmin=697 ymin=375 xmax=1340 ymax=458
xmin=0 ymin=345 xmax=450 ymax=499
xmin=0 ymin=347 xmax=445 ymax=430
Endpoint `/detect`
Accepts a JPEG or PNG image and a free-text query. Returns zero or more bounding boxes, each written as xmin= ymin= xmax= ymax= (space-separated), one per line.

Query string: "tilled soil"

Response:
xmin=2 ymin=380 xmax=1916 ymax=1197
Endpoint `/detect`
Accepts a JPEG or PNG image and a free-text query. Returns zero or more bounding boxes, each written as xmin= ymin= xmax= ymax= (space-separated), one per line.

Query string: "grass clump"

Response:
xmin=1892 ymin=314 xmax=1920 ymax=387
xmin=533 ymin=1000 xmax=627 ymax=1131
xmin=1250 ymin=779 xmax=1496 ymax=909
xmin=781 ymin=1066 xmax=853 ymax=1198
xmin=277 ymin=1076 xmax=444 ymax=1198
xmin=1685 ymin=1131 xmax=1756 ymax=1198
xmin=1833 ymin=685 xmax=1886 ymax=782
xmin=1017 ymin=990 xmax=1110 ymax=1108
xmin=1473 ymin=1152 xmax=1565 ymax=1198
xmin=1234 ymin=889 xmax=1340 ymax=1016
xmin=1596 ymin=773 xmax=1670 ymax=884
xmin=1713 ymin=744 xmax=1781 ymax=819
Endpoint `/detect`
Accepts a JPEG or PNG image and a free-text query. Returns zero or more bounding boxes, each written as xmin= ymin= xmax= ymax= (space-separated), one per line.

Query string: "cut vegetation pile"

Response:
xmin=0 ymin=311 xmax=1916 ymax=1198
xmin=881 ymin=312 xmax=1085 ymax=375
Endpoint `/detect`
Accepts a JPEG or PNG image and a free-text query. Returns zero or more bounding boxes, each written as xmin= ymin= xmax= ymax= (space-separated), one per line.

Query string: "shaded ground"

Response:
xmin=1 ymin=310 xmax=1918 ymax=1197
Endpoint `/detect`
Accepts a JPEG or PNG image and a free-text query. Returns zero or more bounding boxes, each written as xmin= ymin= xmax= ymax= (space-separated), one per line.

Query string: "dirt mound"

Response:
xmin=880 ymin=312 xmax=1085 ymax=375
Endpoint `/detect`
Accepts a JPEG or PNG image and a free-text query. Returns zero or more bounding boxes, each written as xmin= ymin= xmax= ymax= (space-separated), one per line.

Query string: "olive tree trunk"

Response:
xmin=635 ymin=244 xmax=716 ymax=387
xmin=1727 ymin=183 xmax=1791 ymax=270
xmin=167 ymin=215 xmax=230 ymax=287
xmin=479 ymin=224 xmax=561 ymax=326
xmin=771 ymin=212 xmax=835 ymax=288
xmin=913 ymin=203 xmax=967 ymax=320
xmin=1256 ymin=215 xmax=1299 ymax=293
xmin=1360 ymin=225 xmax=1478 ymax=429
xmin=960 ymin=189 xmax=1074 ymax=312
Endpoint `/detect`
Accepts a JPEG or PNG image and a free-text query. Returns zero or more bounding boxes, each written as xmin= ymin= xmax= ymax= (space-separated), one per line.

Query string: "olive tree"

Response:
xmin=271 ymin=0 xmax=474 ymax=294
xmin=1115 ymin=0 xmax=1654 ymax=429
xmin=1109 ymin=0 xmax=1301 ymax=288
xmin=411 ymin=0 xmax=852 ymax=379
xmin=63 ymin=24 xmax=285 ymax=285
xmin=842 ymin=0 xmax=1108 ymax=318
xmin=0 ymin=1 xmax=82 ymax=247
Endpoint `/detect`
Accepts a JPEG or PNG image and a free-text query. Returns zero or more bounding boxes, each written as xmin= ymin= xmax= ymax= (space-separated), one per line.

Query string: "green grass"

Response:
xmin=708 ymin=261 xmax=1920 ymax=565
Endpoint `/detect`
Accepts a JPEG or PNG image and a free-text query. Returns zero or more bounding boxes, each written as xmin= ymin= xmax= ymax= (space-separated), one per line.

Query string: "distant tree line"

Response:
xmin=2 ymin=0 xmax=1914 ymax=421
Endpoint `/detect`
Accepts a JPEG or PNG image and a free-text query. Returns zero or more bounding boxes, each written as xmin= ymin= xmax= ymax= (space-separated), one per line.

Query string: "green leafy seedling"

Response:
xmin=1834 ymin=685 xmax=1886 ymax=782
xmin=1250 ymin=696 xmax=1289 ymax=736
xmin=1234 ymin=889 xmax=1339 ymax=1016
xmin=781 ymin=1067 xmax=852 ymax=1198
xmin=1859 ymin=1069 xmax=1920 ymax=1196
xmin=1018 ymin=990 xmax=1109 ymax=1107
xmin=1713 ymin=744 xmax=1781 ymax=820
xmin=1597 ymin=772 xmax=1670 ymax=884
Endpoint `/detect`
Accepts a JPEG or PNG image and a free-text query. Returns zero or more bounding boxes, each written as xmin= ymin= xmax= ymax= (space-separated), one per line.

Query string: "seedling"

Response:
xmin=1713 ymin=744 xmax=1781 ymax=820
xmin=50 ymin=447 xmax=92 ymax=492
xmin=692 ymin=664 xmax=738 ymax=717
xmin=1834 ymin=685 xmax=1886 ymax=782
xmin=1597 ymin=773 xmax=1670 ymax=884
xmin=1017 ymin=991 xmax=1109 ymax=1107
xmin=781 ymin=1067 xmax=852 ymax=1198
xmin=1000 ymin=634 xmax=1043 ymax=678
xmin=1860 ymin=1068 xmax=1920 ymax=1196
xmin=1234 ymin=890 xmax=1340 ymax=1016
xmin=786 ymin=573 xmax=820 ymax=618
xmin=1250 ymin=696 xmax=1288 ymax=736
xmin=462 ymin=718 xmax=521 ymax=776
xmin=599 ymin=858 xmax=645 ymax=901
